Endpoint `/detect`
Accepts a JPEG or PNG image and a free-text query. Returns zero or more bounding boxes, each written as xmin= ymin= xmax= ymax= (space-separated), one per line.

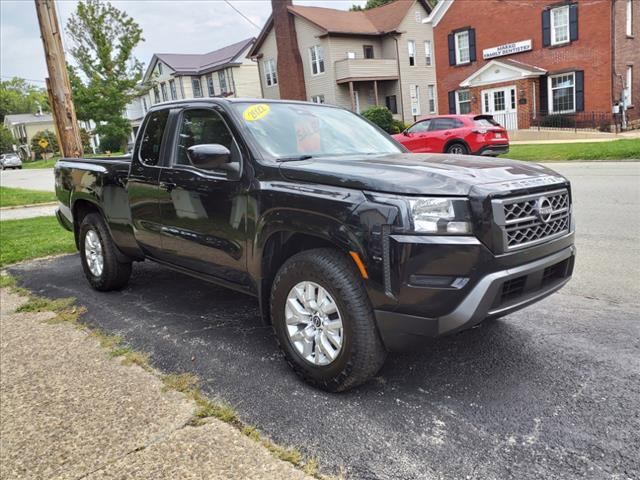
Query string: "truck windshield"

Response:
xmin=232 ymin=102 xmax=402 ymax=160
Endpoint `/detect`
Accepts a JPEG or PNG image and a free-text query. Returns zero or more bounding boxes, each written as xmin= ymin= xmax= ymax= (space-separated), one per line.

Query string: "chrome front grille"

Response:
xmin=492 ymin=189 xmax=571 ymax=251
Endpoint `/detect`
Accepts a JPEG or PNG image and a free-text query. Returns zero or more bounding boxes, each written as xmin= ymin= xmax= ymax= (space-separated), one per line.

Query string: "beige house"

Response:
xmin=138 ymin=38 xmax=261 ymax=115
xmin=249 ymin=0 xmax=437 ymax=124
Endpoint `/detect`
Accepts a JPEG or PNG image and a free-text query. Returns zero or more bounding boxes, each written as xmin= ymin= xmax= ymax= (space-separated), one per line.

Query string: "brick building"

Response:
xmin=427 ymin=0 xmax=639 ymax=130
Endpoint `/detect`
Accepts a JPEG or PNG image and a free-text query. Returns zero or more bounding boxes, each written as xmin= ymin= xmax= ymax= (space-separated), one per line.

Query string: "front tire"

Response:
xmin=79 ymin=213 xmax=132 ymax=291
xmin=270 ymin=248 xmax=386 ymax=392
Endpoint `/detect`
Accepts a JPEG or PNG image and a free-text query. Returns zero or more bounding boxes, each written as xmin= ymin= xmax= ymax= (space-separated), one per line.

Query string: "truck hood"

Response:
xmin=278 ymin=153 xmax=564 ymax=196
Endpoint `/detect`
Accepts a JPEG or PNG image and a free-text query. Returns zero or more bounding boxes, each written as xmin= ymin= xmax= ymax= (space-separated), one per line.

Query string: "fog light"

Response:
xmin=446 ymin=221 xmax=471 ymax=234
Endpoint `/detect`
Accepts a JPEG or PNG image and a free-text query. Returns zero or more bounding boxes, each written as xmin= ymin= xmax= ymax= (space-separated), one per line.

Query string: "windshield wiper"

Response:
xmin=276 ymin=155 xmax=313 ymax=162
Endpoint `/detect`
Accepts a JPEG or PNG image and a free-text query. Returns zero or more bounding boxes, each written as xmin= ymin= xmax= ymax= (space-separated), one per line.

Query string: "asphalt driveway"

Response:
xmin=0 ymin=168 xmax=54 ymax=192
xmin=8 ymin=162 xmax=640 ymax=480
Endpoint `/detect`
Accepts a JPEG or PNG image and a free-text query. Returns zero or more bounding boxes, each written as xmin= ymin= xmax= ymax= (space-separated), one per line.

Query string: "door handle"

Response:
xmin=159 ymin=181 xmax=176 ymax=192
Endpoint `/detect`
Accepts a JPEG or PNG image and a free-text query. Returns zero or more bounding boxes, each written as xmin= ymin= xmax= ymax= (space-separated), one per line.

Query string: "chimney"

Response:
xmin=272 ymin=0 xmax=307 ymax=101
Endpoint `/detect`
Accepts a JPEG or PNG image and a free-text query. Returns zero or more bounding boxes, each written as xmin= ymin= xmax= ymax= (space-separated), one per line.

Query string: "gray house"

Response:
xmin=249 ymin=0 xmax=437 ymax=123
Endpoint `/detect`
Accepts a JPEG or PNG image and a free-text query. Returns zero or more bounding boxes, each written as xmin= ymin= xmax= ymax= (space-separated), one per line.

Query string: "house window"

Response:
xmin=347 ymin=51 xmax=356 ymax=59
xmin=160 ymin=82 xmax=168 ymax=101
xmin=408 ymin=40 xmax=416 ymax=66
xmin=625 ymin=66 xmax=633 ymax=106
xmin=142 ymin=97 xmax=148 ymax=114
xmin=385 ymin=95 xmax=398 ymax=114
xmin=455 ymin=30 xmax=470 ymax=64
xmin=207 ymin=74 xmax=215 ymax=97
xmin=192 ymin=77 xmax=202 ymax=98
xmin=415 ymin=10 xmax=422 ymax=23
xmin=153 ymin=86 xmax=160 ymax=104
xmin=264 ymin=59 xmax=277 ymax=87
xmin=427 ymin=84 xmax=436 ymax=113
xmin=551 ymin=5 xmax=570 ymax=45
xmin=627 ymin=0 xmax=634 ymax=36
xmin=424 ymin=40 xmax=432 ymax=66
xmin=411 ymin=85 xmax=421 ymax=116
xmin=311 ymin=95 xmax=325 ymax=104
xmin=363 ymin=45 xmax=374 ymax=59
xmin=549 ymin=72 xmax=575 ymax=113
xmin=157 ymin=63 xmax=163 ymax=75
xmin=456 ymin=90 xmax=471 ymax=114
xmin=169 ymin=79 xmax=177 ymax=100
xmin=219 ymin=71 xmax=228 ymax=94
xmin=309 ymin=45 xmax=325 ymax=75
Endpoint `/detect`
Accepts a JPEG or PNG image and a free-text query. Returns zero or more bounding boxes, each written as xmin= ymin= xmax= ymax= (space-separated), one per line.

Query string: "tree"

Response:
xmin=0 ymin=125 xmax=15 ymax=153
xmin=0 ymin=78 xmax=49 ymax=122
xmin=66 ymin=0 xmax=145 ymax=151
xmin=30 ymin=130 xmax=59 ymax=158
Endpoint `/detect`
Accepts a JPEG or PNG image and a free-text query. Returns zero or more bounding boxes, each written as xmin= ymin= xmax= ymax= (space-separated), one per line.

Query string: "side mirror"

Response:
xmin=403 ymin=130 xmax=411 ymax=136
xmin=187 ymin=144 xmax=232 ymax=171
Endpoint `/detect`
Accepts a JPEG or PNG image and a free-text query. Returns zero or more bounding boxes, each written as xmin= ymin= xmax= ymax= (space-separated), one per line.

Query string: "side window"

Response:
xmin=139 ymin=110 xmax=169 ymax=166
xmin=430 ymin=118 xmax=455 ymax=131
xmin=408 ymin=120 xmax=430 ymax=133
xmin=175 ymin=109 xmax=239 ymax=167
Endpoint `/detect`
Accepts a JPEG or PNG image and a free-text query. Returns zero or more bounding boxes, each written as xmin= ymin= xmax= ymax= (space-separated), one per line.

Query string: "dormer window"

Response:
xmin=157 ymin=62 xmax=163 ymax=75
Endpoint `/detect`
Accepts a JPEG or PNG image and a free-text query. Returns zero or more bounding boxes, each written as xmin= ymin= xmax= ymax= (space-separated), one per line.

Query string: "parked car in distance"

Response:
xmin=393 ymin=114 xmax=509 ymax=156
xmin=54 ymin=99 xmax=574 ymax=392
xmin=0 ymin=153 xmax=23 ymax=170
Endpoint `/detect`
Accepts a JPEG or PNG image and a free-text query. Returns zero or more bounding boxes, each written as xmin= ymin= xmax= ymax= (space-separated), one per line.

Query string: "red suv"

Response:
xmin=392 ymin=114 xmax=509 ymax=156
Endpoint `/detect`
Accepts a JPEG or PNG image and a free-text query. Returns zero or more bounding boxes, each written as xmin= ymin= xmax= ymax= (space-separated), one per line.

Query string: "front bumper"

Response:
xmin=374 ymin=241 xmax=575 ymax=351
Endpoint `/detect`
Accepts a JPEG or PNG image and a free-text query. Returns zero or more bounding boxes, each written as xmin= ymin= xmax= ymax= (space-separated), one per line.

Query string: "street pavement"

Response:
xmin=7 ymin=162 xmax=640 ymax=480
xmin=0 ymin=168 xmax=55 ymax=191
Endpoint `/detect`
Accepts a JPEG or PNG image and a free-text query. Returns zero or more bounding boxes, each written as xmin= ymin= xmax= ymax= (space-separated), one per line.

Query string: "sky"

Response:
xmin=0 ymin=0 xmax=366 ymax=86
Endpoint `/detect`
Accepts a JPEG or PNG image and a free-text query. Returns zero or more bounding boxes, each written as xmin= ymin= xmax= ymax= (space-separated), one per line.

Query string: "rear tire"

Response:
xmin=446 ymin=142 xmax=468 ymax=155
xmin=270 ymin=248 xmax=386 ymax=392
xmin=79 ymin=213 xmax=132 ymax=291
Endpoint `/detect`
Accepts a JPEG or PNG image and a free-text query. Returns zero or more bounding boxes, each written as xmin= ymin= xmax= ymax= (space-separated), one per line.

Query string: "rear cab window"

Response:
xmin=139 ymin=109 xmax=169 ymax=166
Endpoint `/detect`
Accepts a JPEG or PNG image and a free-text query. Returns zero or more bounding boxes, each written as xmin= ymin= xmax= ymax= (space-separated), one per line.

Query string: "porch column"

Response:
xmin=374 ymin=80 xmax=379 ymax=106
xmin=349 ymin=81 xmax=355 ymax=111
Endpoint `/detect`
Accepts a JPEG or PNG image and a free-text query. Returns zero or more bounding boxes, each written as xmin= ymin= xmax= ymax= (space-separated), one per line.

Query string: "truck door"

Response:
xmin=127 ymin=109 xmax=169 ymax=258
xmin=155 ymin=107 xmax=249 ymax=286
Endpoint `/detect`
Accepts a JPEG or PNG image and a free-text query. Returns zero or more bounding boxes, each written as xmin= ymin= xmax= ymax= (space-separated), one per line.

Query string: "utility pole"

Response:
xmin=35 ymin=0 xmax=83 ymax=158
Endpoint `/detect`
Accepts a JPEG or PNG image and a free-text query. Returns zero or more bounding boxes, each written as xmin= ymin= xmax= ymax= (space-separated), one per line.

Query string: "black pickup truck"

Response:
xmin=55 ymin=99 xmax=575 ymax=391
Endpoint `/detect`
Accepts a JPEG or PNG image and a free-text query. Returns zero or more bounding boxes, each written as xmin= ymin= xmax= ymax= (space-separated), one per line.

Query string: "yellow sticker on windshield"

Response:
xmin=243 ymin=104 xmax=270 ymax=122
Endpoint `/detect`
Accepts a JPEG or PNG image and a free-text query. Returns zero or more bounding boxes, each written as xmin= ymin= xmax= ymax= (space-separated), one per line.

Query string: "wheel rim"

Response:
xmin=84 ymin=229 xmax=104 ymax=277
xmin=285 ymin=281 xmax=344 ymax=366
xmin=449 ymin=145 xmax=464 ymax=154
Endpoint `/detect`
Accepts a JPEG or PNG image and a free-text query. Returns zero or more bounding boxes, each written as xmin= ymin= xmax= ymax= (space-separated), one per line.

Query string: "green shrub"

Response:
xmin=361 ymin=105 xmax=394 ymax=133
xmin=391 ymin=119 xmax=409 ymax=134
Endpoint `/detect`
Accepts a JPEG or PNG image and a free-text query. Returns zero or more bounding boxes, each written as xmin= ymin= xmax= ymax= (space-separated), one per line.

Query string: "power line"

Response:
xmin=224 ymin=0 xmax=262 ymax=30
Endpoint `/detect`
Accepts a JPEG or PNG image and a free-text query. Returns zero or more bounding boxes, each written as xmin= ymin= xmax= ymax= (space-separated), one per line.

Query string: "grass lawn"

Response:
xmin=501 ymin=139 xmax=640 ymax=161
xmin=23 ymin=152 xmax=126 ymax=170
xmin=23 ymin=157 xmax=59 ymax=169
xmin=0 ymin=187 xmax=56 ymax=208
xmin=0 ymin=216 xmax=76 ymax=267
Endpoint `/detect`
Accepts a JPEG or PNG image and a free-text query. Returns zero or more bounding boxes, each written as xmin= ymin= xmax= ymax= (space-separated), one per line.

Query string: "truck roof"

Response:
xmin=146 ymin=97 xmax=333 ymax=111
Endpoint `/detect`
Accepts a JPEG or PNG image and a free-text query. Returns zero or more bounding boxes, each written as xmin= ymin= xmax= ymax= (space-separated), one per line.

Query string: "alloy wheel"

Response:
xmin=284 ymin=281 xmax=344 ymax=366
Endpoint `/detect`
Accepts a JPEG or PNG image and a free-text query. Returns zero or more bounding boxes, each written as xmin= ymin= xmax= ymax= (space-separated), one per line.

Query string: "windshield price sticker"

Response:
xmin=243 ymin=104 xmax=270 ymax=122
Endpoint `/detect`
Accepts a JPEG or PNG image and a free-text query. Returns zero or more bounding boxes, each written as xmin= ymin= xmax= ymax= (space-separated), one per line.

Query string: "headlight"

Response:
xmin=407 ymin=197 xmax=471 ymax=234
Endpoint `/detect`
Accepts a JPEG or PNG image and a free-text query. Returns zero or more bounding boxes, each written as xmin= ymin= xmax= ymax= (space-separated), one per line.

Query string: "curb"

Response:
xmin=0 ymin=202 xmax=58 ymax=211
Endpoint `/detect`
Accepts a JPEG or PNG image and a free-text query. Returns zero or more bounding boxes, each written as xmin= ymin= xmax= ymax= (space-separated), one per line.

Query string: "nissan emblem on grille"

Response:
xmin=492 ymin=189 xmax=571 ymax=251
xmin=534 ymin=197 xmax=553 ymax=223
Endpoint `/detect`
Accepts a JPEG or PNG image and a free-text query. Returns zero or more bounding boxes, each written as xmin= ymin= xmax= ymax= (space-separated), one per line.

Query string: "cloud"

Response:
xmin=1 ymin=0 xmax=366 ymax=85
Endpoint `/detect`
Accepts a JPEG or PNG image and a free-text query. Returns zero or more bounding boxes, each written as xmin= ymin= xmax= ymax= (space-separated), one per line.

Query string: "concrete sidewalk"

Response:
xmin=0 ymin=203 xmax=57 ymax=221
xmin=0 ymin=288 xmax=312 ymax=480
